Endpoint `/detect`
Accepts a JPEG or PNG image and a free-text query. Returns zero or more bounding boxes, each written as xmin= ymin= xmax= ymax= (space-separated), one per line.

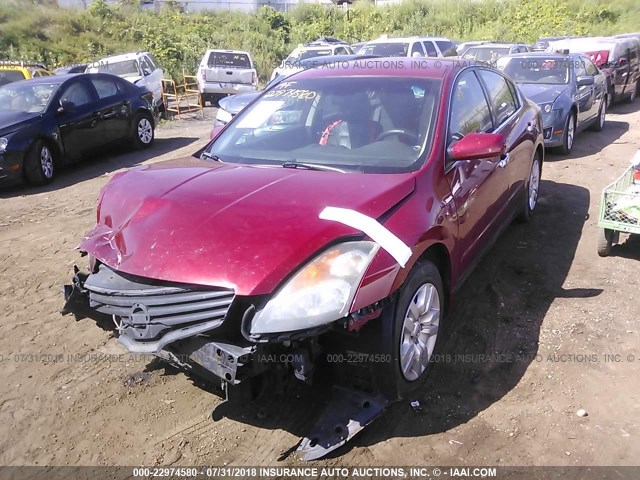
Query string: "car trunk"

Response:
xmin=204 ymin=52 xmax=254 ymax=85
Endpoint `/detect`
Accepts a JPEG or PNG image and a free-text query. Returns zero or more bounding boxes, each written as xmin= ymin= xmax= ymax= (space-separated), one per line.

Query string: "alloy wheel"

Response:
xmin=399 ymin=282 xmax=441 ymax=381
xmin=528 ymin=157 xmax=540 ymax=211
xmin=566 ymin=115 xmax=574 ymax=151
xmin=137 ymin=118 xmax=153 ymax=144
xmin=40 ymin=146 xmax=54 ymax=179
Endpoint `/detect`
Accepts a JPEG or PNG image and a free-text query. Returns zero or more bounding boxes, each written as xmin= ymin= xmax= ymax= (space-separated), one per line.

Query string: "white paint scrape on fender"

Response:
xmin=319 ymin=206 xmax=412 ymax=268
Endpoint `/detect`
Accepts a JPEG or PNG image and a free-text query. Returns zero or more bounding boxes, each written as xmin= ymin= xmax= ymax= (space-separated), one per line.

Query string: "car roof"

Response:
xmin=0 ymin=74 xmax=70 ymax=88
xmin=365 ymin=36 xmax=450 ymax=44
xmin=467 ymin=43 xmax=521 ymax=48
xmin=549 ymin=37 xmax=619 ymax=50
xmin=291 ymin=57 xmax=480 ymax=80
xmin=93 ymin=52 xmax=152 ymax=63
xmin=205 ymin=49 xmax=252 ymax=56
xmin=502 ymin=52 xmax=577 ymax=60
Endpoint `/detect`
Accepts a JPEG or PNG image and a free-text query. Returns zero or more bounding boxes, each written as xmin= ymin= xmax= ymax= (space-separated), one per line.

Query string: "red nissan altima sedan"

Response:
xmin=64 ymin=57 xmax=543 ymax=443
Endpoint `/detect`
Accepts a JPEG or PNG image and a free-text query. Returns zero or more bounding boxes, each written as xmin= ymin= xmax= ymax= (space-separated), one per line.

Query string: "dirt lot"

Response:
xmin=0 ymin=103 xmax=639 ymax=470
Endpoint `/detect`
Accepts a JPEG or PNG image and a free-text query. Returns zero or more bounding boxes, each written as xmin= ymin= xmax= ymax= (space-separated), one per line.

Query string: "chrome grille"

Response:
xmin=84 ymin=264 xmax=234 ymax=342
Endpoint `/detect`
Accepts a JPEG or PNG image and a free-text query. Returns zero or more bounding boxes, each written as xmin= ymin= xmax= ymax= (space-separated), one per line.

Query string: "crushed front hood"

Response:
xmin=81 ymin=157 xmax=415 ymax=295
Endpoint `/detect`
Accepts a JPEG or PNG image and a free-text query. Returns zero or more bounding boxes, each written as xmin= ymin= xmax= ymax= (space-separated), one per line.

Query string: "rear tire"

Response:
xmin=24 ymin=139 xmax=55 ymax=186
xmin=597 ymin=228 xmax=614 ymax=257
xmin=590 ymin=98 xmax=606 ymax=132
xmin=626 ymin=82 xmax=637 ymax=103
xmin=131 ymin=113 xmax=154 ymax=150
xmin=378 ymin=260 xmax=444 ymax=401
xmin=555 ymin=113 xmax=575 ymax=155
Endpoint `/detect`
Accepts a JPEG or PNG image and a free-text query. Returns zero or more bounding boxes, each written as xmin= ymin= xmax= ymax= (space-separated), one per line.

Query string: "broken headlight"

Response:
xmin=250 ymin=241 xmax=379 ymax=335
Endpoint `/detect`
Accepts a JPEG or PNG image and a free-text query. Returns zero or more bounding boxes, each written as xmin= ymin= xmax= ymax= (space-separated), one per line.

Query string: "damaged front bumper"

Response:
xmin=62 ymin=262 xmax=330 ymax=386
xmin=62 ymin=262 xmax=392 ymax=460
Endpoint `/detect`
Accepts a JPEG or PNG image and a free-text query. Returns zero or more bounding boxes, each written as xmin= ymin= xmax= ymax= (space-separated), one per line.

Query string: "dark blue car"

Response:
xmin=0 ymin=73 xmax=155 ymax=186
xmin=497 ymin=52 xmax=607 ymax=154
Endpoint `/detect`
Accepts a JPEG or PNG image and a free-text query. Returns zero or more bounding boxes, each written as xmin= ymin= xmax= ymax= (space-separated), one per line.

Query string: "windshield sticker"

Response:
xmin=264 ymin=88 xmax=317 ymax=100
xmin=235 ymin=100 xmax=285 ymax=129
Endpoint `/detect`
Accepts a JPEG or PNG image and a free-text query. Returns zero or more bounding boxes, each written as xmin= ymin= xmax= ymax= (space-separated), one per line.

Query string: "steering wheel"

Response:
xmin=376 ymin=129 xmax=420 ymax=144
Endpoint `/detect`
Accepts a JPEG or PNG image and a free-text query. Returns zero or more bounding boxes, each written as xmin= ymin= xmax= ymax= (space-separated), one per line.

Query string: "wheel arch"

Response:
xmin=133 ymin=107 xmax=155 ymax=128
xmin=416 ymin=242 xmax=452 ymax=313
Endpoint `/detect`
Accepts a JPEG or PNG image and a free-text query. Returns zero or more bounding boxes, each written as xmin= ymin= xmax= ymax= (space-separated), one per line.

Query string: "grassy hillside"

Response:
xmin=1 ymin=0 xmax=639 ymax=81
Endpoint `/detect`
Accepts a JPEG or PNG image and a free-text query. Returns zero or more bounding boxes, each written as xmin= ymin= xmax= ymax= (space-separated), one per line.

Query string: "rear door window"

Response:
xmin=436 ymin=40 xmax=456 ymax=57
xmin=423 ymin=41 xmax=438 ymax=57
xmin=91 ymin=77 xmax=122 ymax=99
xmin=477 ymin=69 xmax=518 ymax=127
xmin=411 ymin=42 xmax=425 ymax=57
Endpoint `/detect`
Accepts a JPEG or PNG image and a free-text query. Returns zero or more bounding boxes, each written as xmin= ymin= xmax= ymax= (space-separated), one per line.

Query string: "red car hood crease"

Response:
xmin=80 ymin=158 xmax=416 ymax=296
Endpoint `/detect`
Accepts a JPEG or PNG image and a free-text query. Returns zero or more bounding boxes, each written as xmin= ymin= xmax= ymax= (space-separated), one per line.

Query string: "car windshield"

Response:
xmin=0 ymin=82 xmax=59 ymax=113
xmin=207 ymin=52 xmax=252 ymax=68
xmin=463 ymin=46 xmax=511 ymax=62
xmin=205 ymin=76 xmax=441 ymax=174
xmin=499 ymin=57 xmax=570 ymax=84
xmin=358 ymin=42 xmax=410 ymax=57
xmin=96 ymin=60 xmax=140 ymax=78
xmin=286 ymin=49 xmax=333 ymax=63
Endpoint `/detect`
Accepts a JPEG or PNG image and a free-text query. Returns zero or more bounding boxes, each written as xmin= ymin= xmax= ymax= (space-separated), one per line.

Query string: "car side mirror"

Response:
xmin=576 ymin=75 xmax=594 ymax=87
xmin=618 ymin=57 xmax=628 ymax=66
xmin=57 ymin=100 xmax=76 ymax=114
xmin=447 ymin=132 xmax=506 ymax=161
xmin=142 ymin=68 xmax=152 ymax=76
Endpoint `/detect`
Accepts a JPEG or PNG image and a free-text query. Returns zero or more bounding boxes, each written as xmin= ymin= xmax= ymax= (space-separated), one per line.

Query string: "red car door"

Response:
xmin=444 ymin=69 xmax=509 ymax=272
xmin=476 ymin=68 xmax=535 ymax=204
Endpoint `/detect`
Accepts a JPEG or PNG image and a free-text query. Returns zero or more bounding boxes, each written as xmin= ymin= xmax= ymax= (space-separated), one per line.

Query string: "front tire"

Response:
xmin=555 ymin=112 xmax=575 ymax=155
xmin=379 ymin=261 xmax=444 ymax=400
xmin=24 ymin=139 xmax=55 ymax=186
xmin=131 ymin=113 xmax=154 ymax=149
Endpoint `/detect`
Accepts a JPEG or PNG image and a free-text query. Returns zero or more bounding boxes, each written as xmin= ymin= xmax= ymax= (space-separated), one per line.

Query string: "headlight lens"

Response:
xmin=215 ymin=108 xmax=232 ymax=126
xmin=250 ymin=241 xmax=380 ymax=335
xmin=0 ymin=137 xmax=8 ymax=153
xmin=542 ymin=103 xmax=553 ymax=114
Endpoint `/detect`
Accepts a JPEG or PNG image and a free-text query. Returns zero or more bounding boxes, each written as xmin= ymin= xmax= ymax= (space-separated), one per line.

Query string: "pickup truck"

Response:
xmin=197 ymin=49 xmax=258 ymax=106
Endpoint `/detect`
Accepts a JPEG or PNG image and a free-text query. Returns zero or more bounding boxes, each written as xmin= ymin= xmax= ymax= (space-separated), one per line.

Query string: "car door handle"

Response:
xmin=498 ymin=153 xmax=510 ymax=168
